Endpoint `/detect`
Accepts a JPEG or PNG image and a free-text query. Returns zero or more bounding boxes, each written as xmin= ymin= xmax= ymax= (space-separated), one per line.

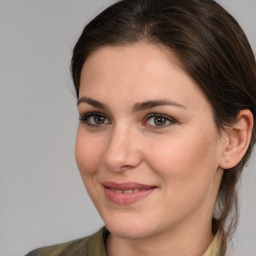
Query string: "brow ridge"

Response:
xmin=77 ymin=97 xmax=108 ymax=110
xmin=133 ymin=99 xmax=186 ymax=112
xmin=77 ymin=97 xmax=186 ymax=112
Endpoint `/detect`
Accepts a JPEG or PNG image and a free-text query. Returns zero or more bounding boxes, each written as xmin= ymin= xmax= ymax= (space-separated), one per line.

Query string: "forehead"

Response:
xmin=79 ymin=43 xmax=208 ymax=109
xmin=81 ymin=43 xmax=184 ymax=79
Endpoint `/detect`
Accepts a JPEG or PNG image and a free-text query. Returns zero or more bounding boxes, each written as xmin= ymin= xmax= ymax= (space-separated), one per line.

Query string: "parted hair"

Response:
xmin=71 ymin=0 xmax=256 ymax=254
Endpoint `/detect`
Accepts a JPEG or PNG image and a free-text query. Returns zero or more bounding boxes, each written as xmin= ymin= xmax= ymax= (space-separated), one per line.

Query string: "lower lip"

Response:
xmin=104 ymin=187 xmax=156 ymax=205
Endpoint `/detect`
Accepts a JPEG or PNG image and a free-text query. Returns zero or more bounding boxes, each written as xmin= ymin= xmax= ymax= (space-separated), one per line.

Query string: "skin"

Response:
xmin=76 ymin=43 xmax=227 ymax=256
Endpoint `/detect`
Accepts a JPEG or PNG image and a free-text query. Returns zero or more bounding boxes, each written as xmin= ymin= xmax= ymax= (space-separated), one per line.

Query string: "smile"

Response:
xmin=110 ymin=188 xmax=147 ymax=194
xmin=102 ymin=182 xmax=157 ymax=205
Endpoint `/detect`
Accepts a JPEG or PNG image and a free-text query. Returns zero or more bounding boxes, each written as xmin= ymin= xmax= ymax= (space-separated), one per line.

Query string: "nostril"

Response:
xmin=103 ymin=150 xmax=142 ymax=172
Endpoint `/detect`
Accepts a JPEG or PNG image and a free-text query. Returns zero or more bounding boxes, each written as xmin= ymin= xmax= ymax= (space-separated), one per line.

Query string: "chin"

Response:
xmin=102 ymin=212 xmax=160 ymax=240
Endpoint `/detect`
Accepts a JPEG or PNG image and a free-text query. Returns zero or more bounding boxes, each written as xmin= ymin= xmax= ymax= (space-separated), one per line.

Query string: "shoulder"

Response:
xmin=25 ymin=237 xmax=88 ymax=256
xmin=25 ymin=227 xmax=108 ymax=256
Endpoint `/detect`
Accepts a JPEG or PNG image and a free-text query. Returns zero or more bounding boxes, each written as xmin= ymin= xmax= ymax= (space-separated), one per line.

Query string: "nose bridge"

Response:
xmin=103 ymin=122 xmax=141 ymax=171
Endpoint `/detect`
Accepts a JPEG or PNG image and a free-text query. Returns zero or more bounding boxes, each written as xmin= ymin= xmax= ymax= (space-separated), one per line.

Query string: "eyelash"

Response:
xmin=79 ymin=112 xmax=176 ymax=129
xmin=143 ymin=113 xmax=176 ymax=129
xmin=79 ymin=112 xmax=110 ymax=127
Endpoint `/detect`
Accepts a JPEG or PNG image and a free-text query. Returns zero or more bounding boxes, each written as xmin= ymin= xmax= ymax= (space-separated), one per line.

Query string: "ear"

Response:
xmin=219 ymin=109 xmax=254 ymax=169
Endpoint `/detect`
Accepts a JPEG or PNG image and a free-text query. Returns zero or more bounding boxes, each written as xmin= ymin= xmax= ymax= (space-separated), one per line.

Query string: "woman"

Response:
xmin=26 ymin=0 xmax=256 ymax=255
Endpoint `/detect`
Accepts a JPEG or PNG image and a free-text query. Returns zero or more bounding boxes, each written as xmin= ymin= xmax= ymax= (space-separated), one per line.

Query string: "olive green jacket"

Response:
xmin=25 ymin=227 xmax=221 ymax=256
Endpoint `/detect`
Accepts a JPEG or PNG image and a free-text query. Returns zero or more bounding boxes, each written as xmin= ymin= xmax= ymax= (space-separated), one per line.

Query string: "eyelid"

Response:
xmin=142 ymin=113 xmax=176 ymax=129
xmin=79 ymin=111 xmax=111 ymax=126
xmin=79 ymin=111 xmax=176 ymax=129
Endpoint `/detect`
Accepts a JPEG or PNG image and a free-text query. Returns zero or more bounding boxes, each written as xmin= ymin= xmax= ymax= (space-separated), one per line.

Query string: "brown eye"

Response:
xmin=79 ymin=112 xmax=111 ymax=127
xmin=94 ymin=115 xmax=106 ymax=124
xmin=143 ymin=113 xmax=176 ymax=129
xmin=154 ymin=117 xmax=167 ymax=126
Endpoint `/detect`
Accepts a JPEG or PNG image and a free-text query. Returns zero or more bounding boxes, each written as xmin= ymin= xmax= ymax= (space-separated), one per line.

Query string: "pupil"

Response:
xmin=94 ymin=115 xmax=105 ymax=124
xmin=154 ymin=117 xmax=166 ymax=126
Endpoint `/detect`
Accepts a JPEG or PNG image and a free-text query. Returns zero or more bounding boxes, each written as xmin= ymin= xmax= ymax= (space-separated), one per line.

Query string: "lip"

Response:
xmin=102 ymin=182 xmax=157 ymax=205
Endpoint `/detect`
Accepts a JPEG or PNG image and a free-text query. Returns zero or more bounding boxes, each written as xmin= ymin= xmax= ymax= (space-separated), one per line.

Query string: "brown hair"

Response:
xmin=71 ymin=0 xmax=256 ymax=253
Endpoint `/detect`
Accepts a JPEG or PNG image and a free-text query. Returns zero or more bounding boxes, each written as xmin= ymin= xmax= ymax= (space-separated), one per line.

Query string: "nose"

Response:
xmin=103 ymin=125 xmax=142 ymax=172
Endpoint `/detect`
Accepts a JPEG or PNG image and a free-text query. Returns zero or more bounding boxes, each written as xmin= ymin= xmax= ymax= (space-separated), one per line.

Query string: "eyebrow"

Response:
xmin=132 ymin=99 xmax=186 ymax=112
xmin=77 ymin=97 xmax=109 ymax=110
xmin=77 ymin=96 xmax=186 ymax=111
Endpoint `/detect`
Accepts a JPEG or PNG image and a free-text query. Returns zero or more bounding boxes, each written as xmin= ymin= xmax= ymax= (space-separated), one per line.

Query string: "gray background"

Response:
xmin=0 ymin=1 xmax=255 ymax=256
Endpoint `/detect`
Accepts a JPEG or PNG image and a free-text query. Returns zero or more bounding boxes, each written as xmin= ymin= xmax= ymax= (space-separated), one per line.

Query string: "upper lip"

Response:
xmin=102 ymin=182 xmax=157 ymax=190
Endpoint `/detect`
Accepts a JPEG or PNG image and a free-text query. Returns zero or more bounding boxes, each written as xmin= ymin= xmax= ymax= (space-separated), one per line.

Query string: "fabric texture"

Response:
xmin=203 ymin=232 xmax=222 ymax=256
xmin=25 ymin=227 xmax=108 ymax=256
xmin=25 ymin=227 xmax=221 ymax=256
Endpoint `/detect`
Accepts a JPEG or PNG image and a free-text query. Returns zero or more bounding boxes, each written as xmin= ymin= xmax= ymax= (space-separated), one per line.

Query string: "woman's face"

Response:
xmin=76 ymin=43 xmax=225 ymax=240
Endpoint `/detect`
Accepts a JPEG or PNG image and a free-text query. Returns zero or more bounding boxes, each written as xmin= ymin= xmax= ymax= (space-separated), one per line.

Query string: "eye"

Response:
xmin=143 ymin=113 xmax=176 ymax=129
xmin=79 ymin=112 xmax=111 ymax=127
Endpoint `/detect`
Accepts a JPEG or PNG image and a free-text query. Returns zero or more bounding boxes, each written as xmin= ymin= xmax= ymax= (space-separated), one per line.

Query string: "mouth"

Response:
xmin=109 ymin=188 xmax=148 ymax=194
xmin=102 ymin=182 xmax=157 ymax=205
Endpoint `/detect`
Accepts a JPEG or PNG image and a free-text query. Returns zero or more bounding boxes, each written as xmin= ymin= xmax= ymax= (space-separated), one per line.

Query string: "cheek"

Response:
xmin=146 ymin=137 xmax=220 ymax=221
xmin=75 ymin=128 xmax=104 ymax=177
xmin=144 ymin=129 xmax=221 ymax=193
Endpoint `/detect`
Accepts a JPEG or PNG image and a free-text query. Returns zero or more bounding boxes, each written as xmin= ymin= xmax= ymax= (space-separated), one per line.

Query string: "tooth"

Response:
xmin=133 ymin=189 xmax=139 ymax=193
xmin=115 ymin=190 xmax=123 ymax=194
xmin=123 ymin=190 xmax=133 ymax=194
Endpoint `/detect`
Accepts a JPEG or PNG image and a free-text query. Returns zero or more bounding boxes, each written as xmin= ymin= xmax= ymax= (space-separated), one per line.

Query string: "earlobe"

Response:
xmin=219 ymin=109 xmax=253 ymax=169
